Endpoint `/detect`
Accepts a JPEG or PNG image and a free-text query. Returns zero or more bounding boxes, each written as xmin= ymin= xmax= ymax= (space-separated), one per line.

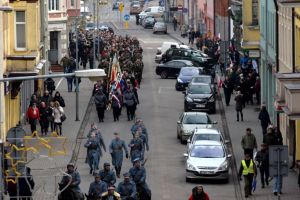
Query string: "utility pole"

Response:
xmin=93 ymin=0 xmax=96 ymax=69
xmin=75 ymin=0 xmax=80 ymax=121
xmin=97 ymin=0 xmax=100 ymax=63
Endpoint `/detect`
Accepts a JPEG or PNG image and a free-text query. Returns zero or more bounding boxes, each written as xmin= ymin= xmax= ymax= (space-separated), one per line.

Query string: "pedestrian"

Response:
xmin=44 ymin=77 xmax=56 ymax=96
xmin=18 ymin=167 xmax=35 ymax=200
xmin=234 ymin=91 xmax=244 ymax=121
xmin=263 ymin=125 xmax=283 ymax=146
xmin=111 ymin=89 xmax=122 ymax=122
xmin=255 ymin=76 xmax=260 ymax=104
xmin=40 ymin=90 xmax=53 ymax=107
xmin=117 ymin=172 xmax=137 ymax=200
xmin=66 ymin=57 xmax=76 ymax=92
xmin=188 ymin=185 xmax=210 ymax=200
xmin=255 ymin=143 xmax=269 ymax=188
xmin=101 ymin=185 xmax=121 ymax=200
xmin=238 ymin=153 xmax=257 ymax=198
xmin=53 ymin=91 xmax=65 ymax=108
xmin=123 ymin=86 xmax=138 ymax=121
xmin=173 ymin=17 xmax=178 ymax=31
xmin=136 ymin=14 xmax=140 ymax=25
xmin=129 ymin=158 xmax=151 ymax=200
xmin=273 ymin=175 xmax=283 ymax=196
xmin=128 ymin=132 xmax=144 ymax=164
xmin=87 ymin=173 xmax=108 ymax=199
xmin=99 ymin=162 xmax=116 ymax=186
xmin=60 ymin=54 xmax=69 ymax=73
xmin=94 ymin=89 xmax=108 ymax=122
xmin=109 ymin=132 xmax=129 ymax=178
xmin=258 ymin=104 xmax=271 ymax=135
xmin=39 ymin=102 xmax=52 ymax=136
xmin=85 ymin=131 xmax=106 ymax=174
xmin=136 ymin=128 xmax=149 ymax=161
xmin=73 ymin=77 xmax=81 ymax=92
xmin=26 ymin=103 xmax=40 ymax=135
xmin=222 ymin=76 xmax=233 ymax=106
xmin=48 ymin=101 xmax=55 ymax=132
xmin=58 ymin=163 xmax=83 ymax=199
xmin=52 ymin=101 xmax=64 ymax=135
xmin=29 ymin=94 xmax=40 ymax=107
xmin=241 ymin=128 xmax=258 ymax=159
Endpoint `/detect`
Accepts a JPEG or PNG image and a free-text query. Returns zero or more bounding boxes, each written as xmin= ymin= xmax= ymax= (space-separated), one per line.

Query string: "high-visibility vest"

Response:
xmin=242 ymin=159 xmax=254 ymax=175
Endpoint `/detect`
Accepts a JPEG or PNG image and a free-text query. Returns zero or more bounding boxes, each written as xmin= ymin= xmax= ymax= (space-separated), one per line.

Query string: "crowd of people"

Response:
xmin=59 ymin=118 xmax=151 ymax=200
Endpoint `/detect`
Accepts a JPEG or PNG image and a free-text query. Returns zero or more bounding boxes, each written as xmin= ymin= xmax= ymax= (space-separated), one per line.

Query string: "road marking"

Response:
xmin=158 ymin=86 xmax=174 ymax=94
xmin=55 ymin=78 xmax=64 ymax=90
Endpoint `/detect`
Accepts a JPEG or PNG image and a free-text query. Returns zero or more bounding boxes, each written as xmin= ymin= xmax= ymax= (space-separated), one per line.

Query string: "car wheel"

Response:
xmin=186 ymin=177 xmax=191 ymax=182
xmin=177 ymin=131 xmax=180 ymax=139
xmin=210 ymin=105 xmax=216 ymax=114
xmin=164 ymin=31 xmax=167 ymax=34
xmin=180 ymin=135 xmax=185 ymax=144
xmin=153 ymin=31 xmax=156 ymax=34
xmin=184 ymin=105 xmax=189 ymax=112
xmin=160 ymin=71 xmax=168 ymax=79
xmin=175 ymin=83 xmax=179 ymax=91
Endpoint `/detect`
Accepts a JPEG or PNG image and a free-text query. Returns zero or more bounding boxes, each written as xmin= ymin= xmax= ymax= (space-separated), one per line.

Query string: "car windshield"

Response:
xmin=182 ymin=115 xmax=211 ymax=124
xmin=192 ymin=77 xmax=211 ymax=84
xmin=181 ymin=68 xmax=198 ymax=76
xmin=86 ymin=23 xmax=94 ymax=27
xmin=188 ymin=85 xmax=211 ymax=94
xmin=194 ymin=134 xmax=221 ymax=142
xmin=190 ymin=145 xmax=224 ymax=158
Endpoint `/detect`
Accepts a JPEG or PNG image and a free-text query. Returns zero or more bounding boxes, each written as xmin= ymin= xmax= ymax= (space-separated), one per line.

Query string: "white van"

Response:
xmin=155 ymin=42 xmax=189 ymax=63
xmin=139 ymin=6 xmax=164 ymax=18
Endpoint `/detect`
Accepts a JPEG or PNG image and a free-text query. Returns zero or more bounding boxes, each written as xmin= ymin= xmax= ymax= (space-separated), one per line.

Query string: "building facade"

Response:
xmin=241 ymin=0 xmax=260 ymax=61
xmin=48 ymin=0 xmax=68 ymax=65
xmin=1 ymin=0 xmax=44 ymax=139
xmin=259 ymin=0 xmax=277 ymax=124
xmin=214 ymin=0 xmax=229 ymax=41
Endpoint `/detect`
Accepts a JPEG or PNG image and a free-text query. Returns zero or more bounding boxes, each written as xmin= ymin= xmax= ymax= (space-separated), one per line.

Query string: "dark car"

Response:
xmin=155 ymin=60 xmax=198 ymax=79
xmin=162 ymin=48 xmax=216 ymax=78
xmin=175 ymin=67 xmax=201 ymax=91
xmin=143 ymin=17 xmax=156 ymax=28
xmin=184 ymin=83 xmax=216 ymax=113
xmin=190 ymin=75 xmax=216 ymax=93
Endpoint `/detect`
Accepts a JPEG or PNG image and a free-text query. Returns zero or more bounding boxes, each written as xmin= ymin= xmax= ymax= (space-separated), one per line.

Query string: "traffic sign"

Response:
xmin=124 ymin=14 xmax=130 ymax=21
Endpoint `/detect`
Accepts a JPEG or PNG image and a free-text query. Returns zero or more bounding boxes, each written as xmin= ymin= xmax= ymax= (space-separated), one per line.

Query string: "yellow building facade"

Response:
xmin=1 ymin=0 xmax=43 ymax=139
xmin=242 ymin=0 xmax=260 ymax=58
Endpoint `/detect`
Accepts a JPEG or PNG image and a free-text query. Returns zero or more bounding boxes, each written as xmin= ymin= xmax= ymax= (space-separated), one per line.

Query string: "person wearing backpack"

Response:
xmin=94 ymin=89 xmax=108 ymax=122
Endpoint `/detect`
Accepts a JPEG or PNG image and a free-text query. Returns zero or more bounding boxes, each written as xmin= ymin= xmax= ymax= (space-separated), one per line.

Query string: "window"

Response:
xmin=252 ymin=0 xmax=259 ymax=25
xmin=71 ymin=0 xmax=74 ymax=7
xmin=15 ymin=11 xmax=26 ymax=49
xmin=49 ymin=0 xmax=59 ymax=11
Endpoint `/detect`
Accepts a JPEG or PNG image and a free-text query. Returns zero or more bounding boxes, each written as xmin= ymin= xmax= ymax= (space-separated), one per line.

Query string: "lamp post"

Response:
xmin=75 ymin=0 xmax=79 ymax=121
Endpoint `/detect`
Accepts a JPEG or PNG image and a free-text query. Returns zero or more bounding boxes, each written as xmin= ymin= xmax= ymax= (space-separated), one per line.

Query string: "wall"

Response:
xmin=296 ymin=120 xmax=300 ymax=160
xmin=214 ymin=0 xmax=229 ymax=40
xmin=295 ymin=8 xmax=300 ymax=72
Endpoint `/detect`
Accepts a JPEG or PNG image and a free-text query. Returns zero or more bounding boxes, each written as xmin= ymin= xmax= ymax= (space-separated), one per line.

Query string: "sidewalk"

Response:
xmin=167 ymin=26 xmax=300 ymax=199
xmin=7 ymin=73 xmax=94 ymax=199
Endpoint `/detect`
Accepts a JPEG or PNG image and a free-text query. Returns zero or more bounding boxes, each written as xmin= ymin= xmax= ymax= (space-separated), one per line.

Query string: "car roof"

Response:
xmin=193 ymin=140 xmax=222 ymax=146
xmin=192 ymin=75 xmax=211 ymax=78
xmin=189 ymin=82 xmax=210 ymax=86
xmin=168 ymin=60 xmax=193 ymax=64
xmin=183 ymin=112 xmax=208 ymax=116
xmin=194 ymin=128 xmax=220 ymax=134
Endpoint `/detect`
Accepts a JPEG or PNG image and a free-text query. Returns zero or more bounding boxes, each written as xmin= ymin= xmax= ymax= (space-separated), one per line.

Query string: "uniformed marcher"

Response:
xmin=129 ymin=158 xmax=151 ymax=200
xmin=128 ymin=133 xmax=144 ymax=164
xmin=117 ymin=172 xmax=137 ymax=200
xmin=85 ymin=132 xmax=106 ymax=174
xmin=101 ymin=185 xmax=121 ymax=200
xmin=136 ymin=128 xmax=149 ymax=161
xmin=238 ymin=153 xmax=257 ymax=198
xmin=94 ymin=89 xmax=108 ymax=122
xmin=87 ymin=173 xmax=108 ymax=199
xmin=130 ymin=119 xmax=148 ymax=141
xmin=123 ymin=86 xmax=137 ymax=121
xmin=58 ymin=163 xmax=83 ymax=199
xmin=99 ymin=162 xmax=116 ymax=186
xmin=109 ymin=132 xmax=129 ymax=178
xmin=86 ymin=123 xmax=106 ymax=164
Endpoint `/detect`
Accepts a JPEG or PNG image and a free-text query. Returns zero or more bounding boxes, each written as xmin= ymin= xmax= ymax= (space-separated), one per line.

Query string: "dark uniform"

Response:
xmin=117 ymin=173 xmax=137 ymax=200
xmin=94 ymin=89 xmax=108 ymax=122
xmin=85 ymin=137 xmax=101 ymax=174
xmin=99 ymin=163 xmax=116 ymax=186
xmin=88 ymin=174 xmax=107 ymax=198
xmin=123 ymin=88 xmax=137 ymax=121
xmin=109 ymin=136 xmax=129 ymax=177
xmin=128 ymin=137 xmax=144 ymax=164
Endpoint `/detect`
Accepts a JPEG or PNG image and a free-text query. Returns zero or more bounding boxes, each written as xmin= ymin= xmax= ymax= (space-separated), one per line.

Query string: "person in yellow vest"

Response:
xmin=238 ymin=153 xmax=257 ymax=198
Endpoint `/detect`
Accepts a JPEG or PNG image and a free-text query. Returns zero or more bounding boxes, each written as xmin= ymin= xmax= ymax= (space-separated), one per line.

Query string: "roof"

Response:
xmin=193 ymin=140 xmax=222 ymax=146
xmin=194 ymin=128 xmax=220 ymax=134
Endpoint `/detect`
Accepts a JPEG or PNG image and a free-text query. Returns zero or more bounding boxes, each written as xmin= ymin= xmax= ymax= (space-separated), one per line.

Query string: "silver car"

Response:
xmin=176 ymin=112 xmax=216 ymax=144
xmin=184 ymin=140 xmax=231 ymax=182
xmin=153 ymin=22 xmax=167 ymax=34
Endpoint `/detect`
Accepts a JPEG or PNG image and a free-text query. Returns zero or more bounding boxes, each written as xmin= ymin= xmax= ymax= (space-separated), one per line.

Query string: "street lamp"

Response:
xmin=0 ymin=6 xmax=13 ymax=12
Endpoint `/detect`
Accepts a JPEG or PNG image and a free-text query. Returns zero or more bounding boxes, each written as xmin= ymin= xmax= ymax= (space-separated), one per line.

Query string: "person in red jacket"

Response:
xmin=26 ymin=103 xmax=40 ymax=134
xmin=188 ymin=185 xmax=210 ymax=200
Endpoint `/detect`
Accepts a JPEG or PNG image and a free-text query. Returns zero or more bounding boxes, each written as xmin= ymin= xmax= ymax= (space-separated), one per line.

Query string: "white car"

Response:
xmin=184 ymin=140 xmax=231 ymax=182
xmin=187 ymin=128 xmax=228 ymax=151
xmin=155 ymin=42 xmax=190 ymax=63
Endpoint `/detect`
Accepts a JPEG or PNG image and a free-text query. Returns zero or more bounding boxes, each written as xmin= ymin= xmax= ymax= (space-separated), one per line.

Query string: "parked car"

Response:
xmin=184 ymin=140 xmax=231 ymax=182
xmin=175 ymin=67 xmax=201 ymax=91
xmin=183 ymin=83 xmax=216 ymax=113
xmin=187 ymin=128 xmax=228 ymax=151
xmin=85 ymin=22 xmax=95 ymax=31
xmin=130 ymin=3 xmax=142 ymax=14
xmin=142 ymin=17 xmax=156 ymax=28
xmin=190 ymin=75 xmax=216 ymax=92
xmin=153 ymin=22 xmax=167 ymax=34
xmin=155 ymin=42 xmax=189 ymax=63
xmin=176 ymin=112 xmax=216 ymax=144
xmin=139 ymin=6 xmax=164 ymax=18
xmin=155 ymin=60 xmax=198 ymax=79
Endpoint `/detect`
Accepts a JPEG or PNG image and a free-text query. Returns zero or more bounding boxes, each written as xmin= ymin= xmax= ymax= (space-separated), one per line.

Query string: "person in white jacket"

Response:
xmin=52 ymin=101 xmax=64 ymax=135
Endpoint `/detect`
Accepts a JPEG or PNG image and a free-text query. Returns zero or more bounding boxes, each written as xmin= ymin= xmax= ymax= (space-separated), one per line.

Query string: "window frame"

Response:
xmin=49 ymin=0 xmax=59 ymax=11
xmin=15 ymin=11 xmax=26 ymax=51
xmin=252 ymin=0 xmax=259 ymax=26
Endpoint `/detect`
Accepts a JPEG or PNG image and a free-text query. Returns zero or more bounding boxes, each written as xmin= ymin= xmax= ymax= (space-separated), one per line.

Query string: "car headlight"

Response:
xmin=186 ymin=96 xmax=193 ymax=102
xmin=218 ymin=160 xmax=228 ymax=171
xmin=187 ymin=162 xmax=197 ymax=171
xmin=177 ymin=78 xmax=183 ymax=83
xmin=208 ymin=97 xmax=215 ymax=102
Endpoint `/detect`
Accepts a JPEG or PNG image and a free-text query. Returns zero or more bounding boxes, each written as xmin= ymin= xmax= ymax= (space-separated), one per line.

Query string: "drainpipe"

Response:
xmin=0 ymin=11 xmax=5 ymax=141
xmin=292 ymin=7 xmax=295 ymax=73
